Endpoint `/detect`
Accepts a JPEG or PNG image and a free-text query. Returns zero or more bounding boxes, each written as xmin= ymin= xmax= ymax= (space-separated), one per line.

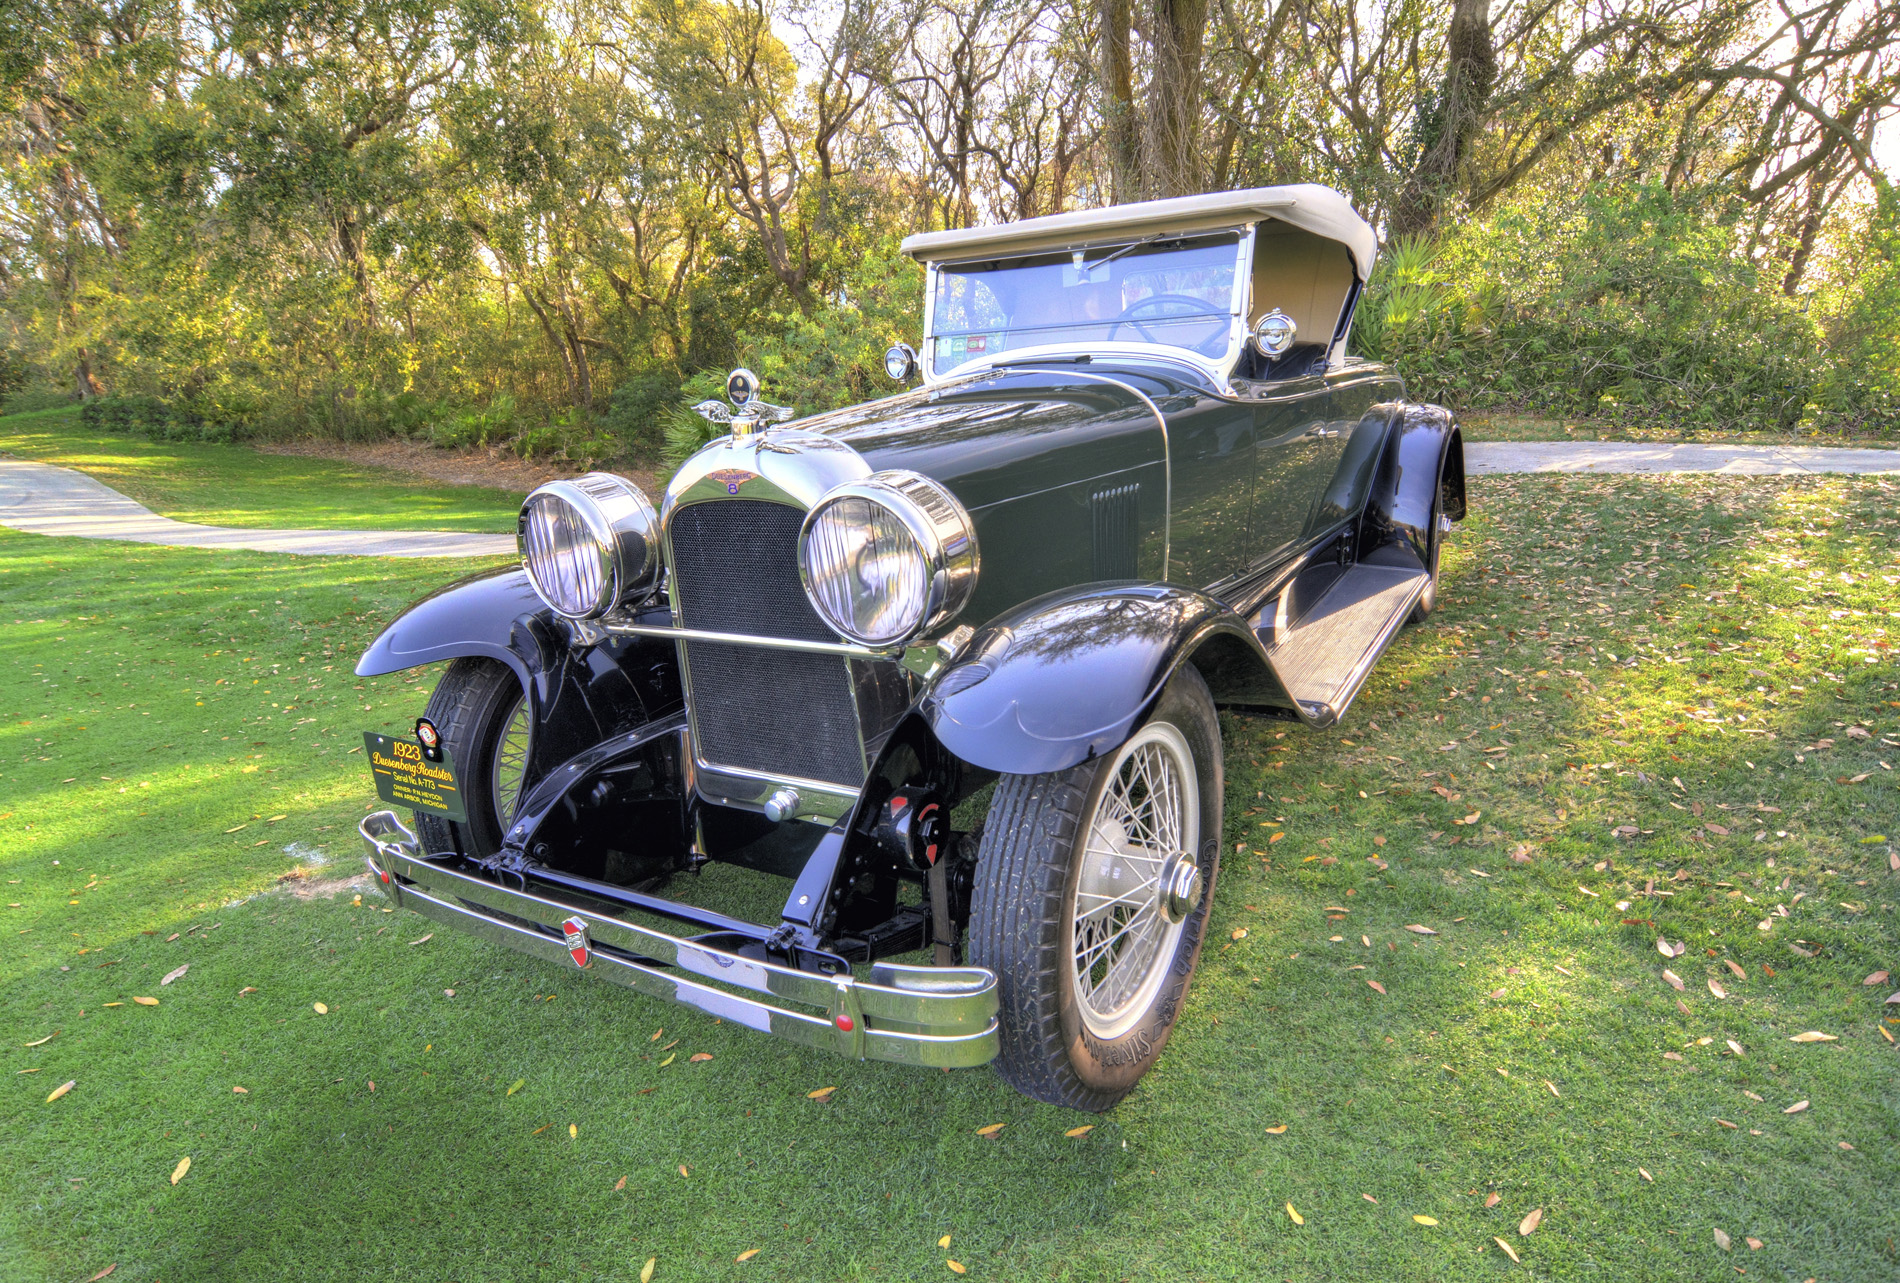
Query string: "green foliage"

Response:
xmin=1816 ymin=182 xmax=1900 ymax=428
xmin=660 ymin=369 xmax=735 ymax=467
xmin=1368 ymin=185 xmax=1848 ymax=433
xmin=80 ymin=393 xmax=237 ymax=444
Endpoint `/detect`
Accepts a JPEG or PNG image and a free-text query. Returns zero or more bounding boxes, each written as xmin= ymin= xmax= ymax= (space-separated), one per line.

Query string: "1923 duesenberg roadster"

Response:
xmin=356 ymin=185 xmax=1465 ymax=1110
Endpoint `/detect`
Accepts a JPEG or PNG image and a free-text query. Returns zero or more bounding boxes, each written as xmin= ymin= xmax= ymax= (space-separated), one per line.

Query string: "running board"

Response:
xmin=1252 ymin=563 xmax=1428 ymax=727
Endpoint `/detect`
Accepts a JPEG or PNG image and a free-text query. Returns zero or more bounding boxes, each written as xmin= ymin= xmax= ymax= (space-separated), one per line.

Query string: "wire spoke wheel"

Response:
xmin=1065 ymin=721 xmax=1198 ymax=1041
xmin=490 ymin=692 xmax=532 ymax=823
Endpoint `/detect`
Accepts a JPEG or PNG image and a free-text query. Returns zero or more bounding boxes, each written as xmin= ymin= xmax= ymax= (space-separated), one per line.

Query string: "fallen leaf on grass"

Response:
xmin=650 ymin=1028 xmax=664 ymax=1041
xmin=1576 ymin=885 xmax=1599 ymax=898
xmin=531 ymin=1124 xmax=551 ymax=1135
xmin=1543 ymin=1080 xmax=1560 ymax=1098
xmin=1662 ymin=969 xmax=1684 ymax=991
xmin=407 ymin=933 xmax=433 ymax=946
xmin=569 ymin=1124 xmax=577 ymax=1138
xmin=1363 ymin=1194 xmax=1378 ymax=1203
xmin=170 ymin=1156 xmax=190 ymax=1185
xmin=45 ymin=1079 xmax=75 ymax=1103
xmin=1714 ymin=1118 xmax=1738 ymax=1129
xmin=689 ymin=1052 xmax=713 ymax=1063
xmin=1264 ymin=1124 xmax=1287 ymax=1134
xmin=640 ymin=1259 xmax=656 ymax=1283
xmin=1267 ymin=832 xmax=1284 ymax=844
xmin=85 ymin=1267 xmax=116 ymax=1281
xmin=678 ymin=1164 xmax=689 ymax=1178
xmin=1708 ymin=979 xmax=1728 ymax=999
xmin=735 ymin=1249 xmax=759 ymax=1262
xmin=939 ymin=1235 xmax=952 ymax=1248
xmin=232 ymin=1086 xmax=247 ymax=1094
xmin=1656 ymin=938 xmax=1677 ymax=958
xmin=507 ymin=1079 xmax=525 ymax=1096
xmin=1230 ymin=927 xmax=1247 ymax=941
xmin=1727 ymin=1040 xmax=1745 ymax=1056
xmin=1724 ymin=960 xmax=1746 ymax=980
xmin=1881 ymin=1026 xmax=1895 ymax=1044
xmin=1488 ymin=987 xmax=1507 ymax=999
xmin=160 ymin=964 xmax=188 ymax=986
xmin=1367 ymin=980 xmax=1386 ymax=995
xmin=1783 ymin=1100 xmax=1809 ymax=1114
xmin=946 ymin=1262 xmax=967 ymax=1275
xmin=1285 ymin=1202 xmax=1303 ymax=1225
xmin=1662 ymin=1051 xmax=1683 ymax=1061
xmin=1413 ymin=1215 xmax=1438 ymax=1226
xmin=237 ymin=987 xmax=256 ymax=996
xmin=1744 ymin=1237 xmax=1762 ymax=1250
xmin=1484 ymin=1192 xmax=1501 ymax=1207
xmin=1638 ymin=1168 xmax=1652 ymax=1182
xmin=1519 ymin=1208 xmax=1543 ymax=1235
xmin=614 ymin=1176 xmax=627 ymax=1190
xmin=133 ymin=996 xmax=158 ymax=1006
xmin=24 ymin=1031 xmax=56 ymax=1048
xmin=1676 ymin=999 xmax=1692 ymax=1016
xmin=1404 ymin=924 xmax=1437 ymax=935
xmin=1863 ymin=971 xmax=1890 ymax=986
xmin=1788 ymin=1031 xmax=1838 ymax=1042
xmin=1493 ymin=1236 xmax=1521 ymax=1262
xmin=658 ymin=1054 xmax=675 ymax=1067
xmin=1713 ymin=1228 xmax=1731 ymax=1251
xmin=312 ymin=1002 xmax=328 ymax=1015
xmin=975 ymin=1123 xmax=1006 ymax=1137
xmin=808 ymin=1087 xmax=837 ymax=1101
xmin=1066 ymin=1125 xmax=1094 ymax=1138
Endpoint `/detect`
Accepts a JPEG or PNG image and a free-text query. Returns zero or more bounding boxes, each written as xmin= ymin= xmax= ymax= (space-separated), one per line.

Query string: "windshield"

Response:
xmin=928 ymin=233 xmax=1241 ymax=375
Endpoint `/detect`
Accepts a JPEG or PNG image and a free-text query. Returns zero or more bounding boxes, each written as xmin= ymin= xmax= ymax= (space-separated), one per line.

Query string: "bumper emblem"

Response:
xmin=561 ymin=916 xmax=592 ymax=969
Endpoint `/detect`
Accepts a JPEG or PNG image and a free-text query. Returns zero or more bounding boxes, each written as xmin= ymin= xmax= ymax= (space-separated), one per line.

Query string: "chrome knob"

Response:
xmin=762 ymin=788 xmax=801 ymax=823
xmin=1158 ymin=854 xmax=1203 ymax=923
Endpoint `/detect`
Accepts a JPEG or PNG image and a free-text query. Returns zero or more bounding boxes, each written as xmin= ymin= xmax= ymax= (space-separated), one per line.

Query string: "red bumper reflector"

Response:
xmin=835 ymin=1015 xmax=855 ymax=1032
xmin=379 ymin=869 xmax=390 ymax=884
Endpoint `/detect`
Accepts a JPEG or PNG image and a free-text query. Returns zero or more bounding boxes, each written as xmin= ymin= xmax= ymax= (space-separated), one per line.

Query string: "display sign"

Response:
xmin=363 ymin=732 xmax=466 ymax=822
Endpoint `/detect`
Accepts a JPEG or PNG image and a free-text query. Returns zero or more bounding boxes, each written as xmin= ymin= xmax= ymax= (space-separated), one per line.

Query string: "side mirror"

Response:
xmin=1253 ymin=309 xmax=1297 ymax=357
xmin=726 ymin=367 xmax=761 ymax=407
xmin=884 ymin=343 xmax=918 ymax=383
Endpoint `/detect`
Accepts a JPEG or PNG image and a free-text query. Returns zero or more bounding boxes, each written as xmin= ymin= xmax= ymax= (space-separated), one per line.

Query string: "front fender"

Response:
xmin=356 ymin=567 xmax=547 ymax=685
xmin=355 ymin=566 xmax=682 ymax=780
xmin=920 ymin=584 xmax=1285 ymax=776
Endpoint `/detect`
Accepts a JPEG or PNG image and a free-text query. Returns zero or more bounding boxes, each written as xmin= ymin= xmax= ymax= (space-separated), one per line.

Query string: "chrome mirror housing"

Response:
xmin=1253 ymin=308 xmax=1297 ymax=357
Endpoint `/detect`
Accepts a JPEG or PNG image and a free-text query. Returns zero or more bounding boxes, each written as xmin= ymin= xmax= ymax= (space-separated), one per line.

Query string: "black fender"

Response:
xmin=354 ymin=566 xmax=682 ymax=782
xmin=1362 ymin=403 xmax=1464 ymax=566
xmin=919 ymin=583 xmax=1288 ymax=776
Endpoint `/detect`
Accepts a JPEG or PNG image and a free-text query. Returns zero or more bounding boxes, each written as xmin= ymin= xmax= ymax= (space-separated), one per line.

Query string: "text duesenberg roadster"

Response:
xmin=356 ymin=185 xmax=1465 ymax=1110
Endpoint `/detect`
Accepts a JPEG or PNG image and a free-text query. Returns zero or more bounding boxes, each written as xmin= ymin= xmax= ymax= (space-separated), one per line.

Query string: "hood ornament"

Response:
xmin=693 ymin=367 xmax=794 ymax=438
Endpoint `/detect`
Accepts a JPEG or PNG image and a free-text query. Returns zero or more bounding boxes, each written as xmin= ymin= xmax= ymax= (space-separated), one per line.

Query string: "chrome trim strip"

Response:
xmin=1001 ymin=367 xmax=1173 ymax=578
xmin=692 ymin=761 xmax=861 ymax=825
xmin=360 ymin=813 xmax=998 ymax=1068
xmin=605 ymin=620 xmax=896 ymax=659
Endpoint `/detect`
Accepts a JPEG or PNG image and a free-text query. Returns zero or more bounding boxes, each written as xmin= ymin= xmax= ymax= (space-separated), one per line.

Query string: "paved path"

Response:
xmin=1466 ymin=441 xmax=1900 ymax=475
xmin=4 ymin=443 xmax=1896 ymax=559
xmin=0 ymin=458 xmax=515 ymax=558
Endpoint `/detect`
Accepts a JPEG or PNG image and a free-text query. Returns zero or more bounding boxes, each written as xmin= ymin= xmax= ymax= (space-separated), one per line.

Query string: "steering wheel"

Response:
xmin=1106 ymin=294 xmax=1230 ymax=356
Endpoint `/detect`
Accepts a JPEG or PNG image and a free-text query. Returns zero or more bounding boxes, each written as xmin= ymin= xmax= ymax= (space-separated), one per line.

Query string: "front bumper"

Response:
xmin=357 ymin=812 xmax=998 ymax=1068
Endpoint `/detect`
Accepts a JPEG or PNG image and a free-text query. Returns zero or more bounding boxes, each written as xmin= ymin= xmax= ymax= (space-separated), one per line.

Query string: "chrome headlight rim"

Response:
xmin=517 ymin=472 xmax=661 ymax=620
xmin=798 ymin=470 xmax=978 ymax=648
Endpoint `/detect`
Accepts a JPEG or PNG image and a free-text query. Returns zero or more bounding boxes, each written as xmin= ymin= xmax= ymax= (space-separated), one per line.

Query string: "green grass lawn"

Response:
xmin=1461 ymin=412 xmax=1898 ymax=449
xmin=0 ymin=407 xmax=525 ymax=532
xmin=3 ymin=472 xmax=1897 ymax=1282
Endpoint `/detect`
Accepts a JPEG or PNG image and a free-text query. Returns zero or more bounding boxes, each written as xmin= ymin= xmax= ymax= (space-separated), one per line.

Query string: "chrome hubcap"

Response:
xmin=491 ymin=693 xmax=531 ymax=823
xmin=1067 ymin=721 xmax=1200 ymax=1041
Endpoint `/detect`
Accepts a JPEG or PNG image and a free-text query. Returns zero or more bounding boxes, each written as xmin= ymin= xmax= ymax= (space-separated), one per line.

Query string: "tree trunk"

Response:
xmin=1142 ymin=0 xmax=1209 ymax=198
xmin=1392 ymin=0 xmax=1496 ymax=237
xmin=1099 ymin=0 xmax=1138 ymax=202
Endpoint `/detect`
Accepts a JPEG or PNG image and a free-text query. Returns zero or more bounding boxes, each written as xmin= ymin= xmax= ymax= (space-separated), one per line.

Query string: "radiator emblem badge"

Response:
xmin=561 ymin=916 xmax=592 ymax=969
xmin=707 ymin=468 xmax=754 ymax=495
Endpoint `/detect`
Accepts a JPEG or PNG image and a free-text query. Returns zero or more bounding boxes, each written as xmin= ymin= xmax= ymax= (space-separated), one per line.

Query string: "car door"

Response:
xmin=1242 ymin=371 xmax=1336 ymax=569
xmin=1161 ymin=390 xmax=1256 ymax=591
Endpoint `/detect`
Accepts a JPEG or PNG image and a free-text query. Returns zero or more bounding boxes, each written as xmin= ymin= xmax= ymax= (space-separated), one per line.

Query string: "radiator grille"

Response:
xmin=668 ymin=500 xmax=866 ymax=788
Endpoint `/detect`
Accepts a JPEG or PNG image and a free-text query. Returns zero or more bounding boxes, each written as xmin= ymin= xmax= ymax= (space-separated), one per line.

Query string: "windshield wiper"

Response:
xmin=1076 ymin=234 xmax=1166 ymax=276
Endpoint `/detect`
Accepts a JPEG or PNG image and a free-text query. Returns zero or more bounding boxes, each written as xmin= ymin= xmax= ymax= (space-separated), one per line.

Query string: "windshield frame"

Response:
xmin=919 ymin=225 xmax=1255 ymax=385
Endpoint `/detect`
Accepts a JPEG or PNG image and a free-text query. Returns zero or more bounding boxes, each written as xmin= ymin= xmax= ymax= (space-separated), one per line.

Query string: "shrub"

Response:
xmin=80 ymin=394 xmax=236 ymax=443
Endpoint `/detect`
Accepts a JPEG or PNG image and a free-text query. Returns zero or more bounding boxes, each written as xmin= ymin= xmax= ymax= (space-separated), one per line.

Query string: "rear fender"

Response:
xmin=355 ymin=567 xmax=681 ymax=780
xmin=919 ymin=584 xmax=1287 ymax=776
xmin=1362 ymin=403 xmax=1464 ymax=566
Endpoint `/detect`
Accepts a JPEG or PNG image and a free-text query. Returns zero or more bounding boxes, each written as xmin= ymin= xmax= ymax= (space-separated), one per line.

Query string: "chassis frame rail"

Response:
xmin=359 ymin=812 xmax=998 ymax=1068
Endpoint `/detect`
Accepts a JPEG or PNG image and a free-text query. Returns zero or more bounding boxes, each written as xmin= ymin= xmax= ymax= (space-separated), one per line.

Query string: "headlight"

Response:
xmin=799 ymin=471 xmax=977 ymax=646
xmin=517 ymin=472 xmax=660 ymax=619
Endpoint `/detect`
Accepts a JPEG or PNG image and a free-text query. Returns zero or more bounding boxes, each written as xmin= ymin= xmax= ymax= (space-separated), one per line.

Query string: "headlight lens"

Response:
xmin=517 ymin=473 xmax=660 ymax=618
xmin=799 ymin=471 xmax=977 ymax=646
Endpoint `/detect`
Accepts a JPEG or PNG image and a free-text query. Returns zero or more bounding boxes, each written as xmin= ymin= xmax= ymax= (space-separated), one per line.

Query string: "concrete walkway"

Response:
xmin=1466 ymin=441 xmax=1900 ymax=476
xmin=0 ymin=458 xmax=515 ymax=558
xmin=3 ymin=443 xmax=1896 ymax=560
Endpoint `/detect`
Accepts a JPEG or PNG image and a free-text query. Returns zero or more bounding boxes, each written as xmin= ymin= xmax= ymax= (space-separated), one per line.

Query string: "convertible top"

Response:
xmin=901 ymin=184 xmax=1379 ymax=281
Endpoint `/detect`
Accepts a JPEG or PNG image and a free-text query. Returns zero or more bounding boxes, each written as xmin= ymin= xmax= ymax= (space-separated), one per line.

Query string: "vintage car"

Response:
xmin=355 ymin=184 xmax=1465 ymax=1111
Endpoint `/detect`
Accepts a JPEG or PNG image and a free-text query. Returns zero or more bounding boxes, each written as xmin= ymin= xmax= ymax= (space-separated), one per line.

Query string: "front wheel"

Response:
xmin=413 ymin=658 xmax=532 ymax=859
xmin=968 ymin=664 xmax=1222 ymax=1111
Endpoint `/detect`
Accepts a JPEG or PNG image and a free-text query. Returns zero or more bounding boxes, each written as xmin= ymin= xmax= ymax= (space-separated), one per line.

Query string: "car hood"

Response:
xmin=793 ymin=364 xmax=1180 ymax=512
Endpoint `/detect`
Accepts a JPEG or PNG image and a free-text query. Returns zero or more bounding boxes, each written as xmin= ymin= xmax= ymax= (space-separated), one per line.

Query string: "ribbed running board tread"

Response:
xmin=1264 ymin=564 xmax=1428 ymax=720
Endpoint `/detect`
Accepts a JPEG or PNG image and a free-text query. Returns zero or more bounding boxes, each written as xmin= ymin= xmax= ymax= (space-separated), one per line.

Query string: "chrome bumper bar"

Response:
xmin=357 ymin=812 xmax=998 ymax=1068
